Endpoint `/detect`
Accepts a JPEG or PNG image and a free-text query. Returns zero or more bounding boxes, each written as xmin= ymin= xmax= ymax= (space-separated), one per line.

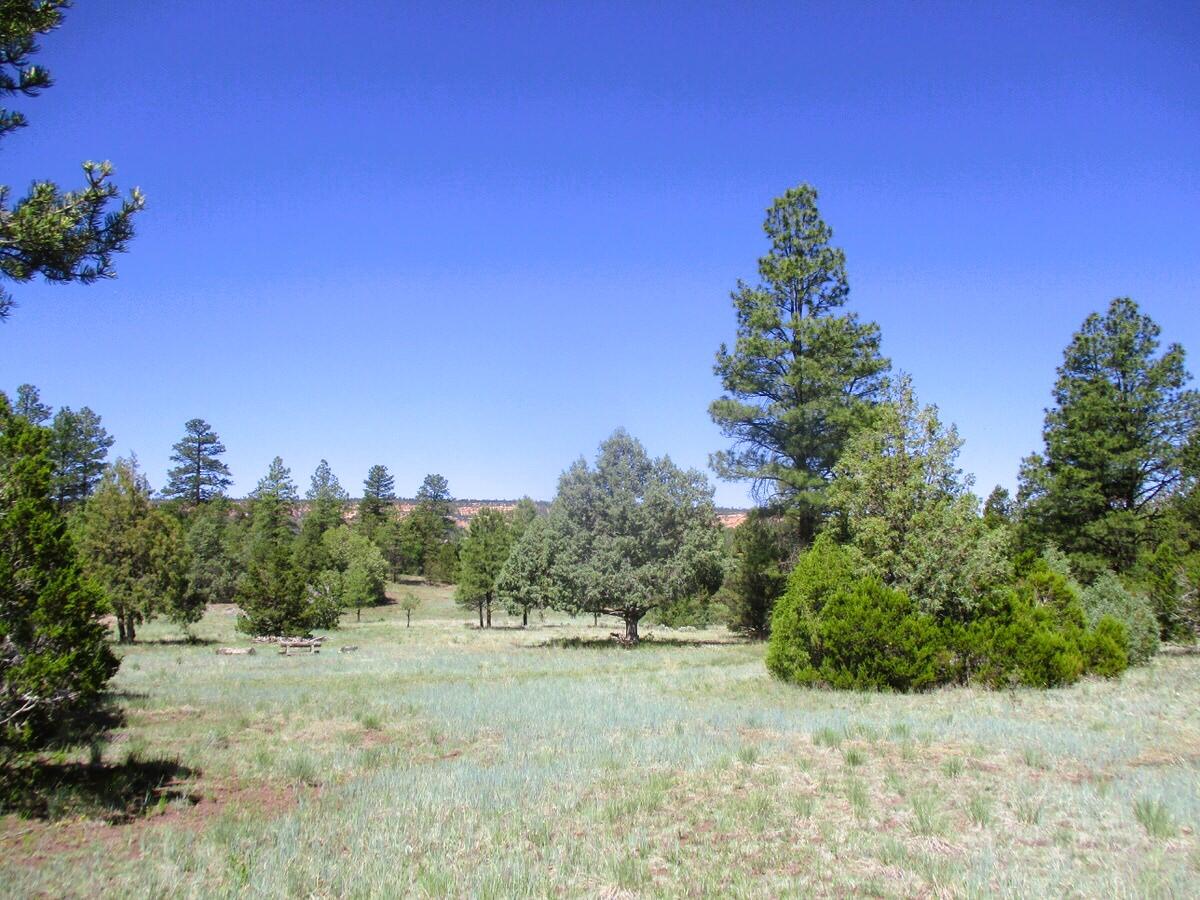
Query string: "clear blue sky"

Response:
xmin=2 ymin=1 xmax=1197 ymax=506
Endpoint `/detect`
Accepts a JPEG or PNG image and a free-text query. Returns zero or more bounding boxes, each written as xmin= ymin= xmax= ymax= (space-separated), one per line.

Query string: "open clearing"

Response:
xmin=2 ymin=582 xmax=1198 ymax=898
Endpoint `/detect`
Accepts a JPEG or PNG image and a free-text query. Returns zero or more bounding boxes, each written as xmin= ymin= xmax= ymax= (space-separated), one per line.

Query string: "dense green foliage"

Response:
xmin=1019 ymin=299 xmax=1199 ymax=576
xmin=1080 ymin=571 xmax=1160 ymax=665
xmin=320 ymin=527 xmax=387 ymax=622
xmin=397 ymin=474 xmax=458 ymax=582
xmin=827 ymin=377 xmax=1011 ymax=620
xmin=496 ymin=516 xmax=558 ymax=627
xmin=547 ymin=430 xmax=726 ymax=641
xmin=49 ymin=406 xmax=113 ymax=507
xmin=0 ymin=394 xmax=116 ymax=750
xmin=709 ymin=184 xmax=889 ymax=537
xmin=72 ymin=459 xmax=196 ymax=643
xmin=162 ymin=419 xmax=233 ymax=505
xmin=357 ymin=464 xmax=395 ymax=541
xmin=180 ymin=498 xmax=242 ymax=607
xmin=723 ymin=512 xmax=789 ymax=638
xmin=767 ymin=525 xmax=1134 ymax=691
xmin=0 ymin=0 xmax=143 ymax=321
xmin=456 ymin=507 xmax=514 ymax=627
xmin=294 ymin=459 xmax=347 ymax=577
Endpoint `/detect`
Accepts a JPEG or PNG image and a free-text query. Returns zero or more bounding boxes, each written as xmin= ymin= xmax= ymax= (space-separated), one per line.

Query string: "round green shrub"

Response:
xmin=766 ymin=535 xmax=858 ymax=682
xmin=1080 ymin=572 xmax=1159 ymax=665
xmin=807 ymin=578 xmax=945 ymax=691
xmin=955 ymin=592 xmax=1085 ymax=688
xmin=1084 ymin=615 xmax=1129 ymax=677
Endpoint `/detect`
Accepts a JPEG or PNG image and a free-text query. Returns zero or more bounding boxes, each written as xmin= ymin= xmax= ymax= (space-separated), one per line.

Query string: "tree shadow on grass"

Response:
xmin=0 ymin=689 xmax=199 ymax=823
xmin=129 ymin=636 xmax=218 ymax=647
xmin=535 ymin=635 xmax=752 ymax=650
xmin=0 ymin=756 xmax=198 ymax=822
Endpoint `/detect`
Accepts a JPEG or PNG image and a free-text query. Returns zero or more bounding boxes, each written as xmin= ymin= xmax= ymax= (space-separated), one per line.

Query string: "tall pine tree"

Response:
xmin=13 ymin=384 xmax=50 ymax=423
xmin=295 ymin=459 xmax=348 ymax=576
xmin=49 ymin=406 xmax=113 ymax=507
xmin=358 ymin=464 xmax=395 ymax=540
xmin=1019 ymin=298 xmax=1200 ymax=574
xmin=251 ymin=456 xmax=298 ymax=503
xmin=710 ymin=184 xmax=890 ymax=539
xmin=162 ymin=418 xmax=233 ymax=504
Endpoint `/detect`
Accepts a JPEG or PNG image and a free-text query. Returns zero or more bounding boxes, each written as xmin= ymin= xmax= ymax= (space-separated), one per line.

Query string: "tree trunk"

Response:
xmin=593 ymin=610 xmax=599 ymax=627
xmin=356 ymin=607 xmax=361 ymax=622
xmin=406 ymin=611 xmax=411 ymax=627
xmin=478 ymin=602 xmax=484 ymax=629
xmin=486 ymin=597 xmax=492 ymax=628
xmin=116 ymin=615 xmax=127 ymax=644
xmin=522 ymin=606 xmax=528 ymax=628
xmin=624 ymin=613 xmax=640 ymax=643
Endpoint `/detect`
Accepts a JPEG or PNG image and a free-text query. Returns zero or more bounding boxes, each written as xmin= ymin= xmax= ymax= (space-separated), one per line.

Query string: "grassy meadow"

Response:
xmin=2 ymin=583 xmax=1199 ymax=898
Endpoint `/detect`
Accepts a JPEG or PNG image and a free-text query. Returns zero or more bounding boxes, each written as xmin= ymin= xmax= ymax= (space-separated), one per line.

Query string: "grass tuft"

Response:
xmin=1133 ymin=797 xmax=1177 ymax=839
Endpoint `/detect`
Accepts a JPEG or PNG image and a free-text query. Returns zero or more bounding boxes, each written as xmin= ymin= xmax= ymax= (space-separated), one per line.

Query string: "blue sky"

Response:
xmin=2 ymin=1 xmax=1197 ymax=506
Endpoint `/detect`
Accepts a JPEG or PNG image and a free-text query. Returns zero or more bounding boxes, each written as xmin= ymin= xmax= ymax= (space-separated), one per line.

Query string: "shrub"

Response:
xmin=955 ymin=592 xmax=1086 ymax=688
xmin=768 ymin=535 xmax=1128 ymax=692
xmin=1080 ymin=572 xmax=1159 ymax=665
xmin=768 ymin=538 xmax=944 ymax=692
xmin=766 ymin=535 xmax=859 ymax=682
xmin=805 ymin=578 xmax=945 ymax=691
xmin=1083 ymin=615 xmax=1128 ymax=677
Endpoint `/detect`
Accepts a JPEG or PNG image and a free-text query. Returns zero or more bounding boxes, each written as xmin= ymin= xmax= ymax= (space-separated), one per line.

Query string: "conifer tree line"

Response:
xmin=4 ymin=186 xmax=1199 ymax=746
xmin=712 ymin=185 xmax=1199 ymax=690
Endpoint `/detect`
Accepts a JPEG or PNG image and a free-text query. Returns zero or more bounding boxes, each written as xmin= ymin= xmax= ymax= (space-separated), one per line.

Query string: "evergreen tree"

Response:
xmin=509 ymin=496 xmax=539 ymax=540
xmin=456 ymin=508 xmax=514 ymax=627
xmin=710 ymin=184 xmax=889 ymax=539
xmin=548 ymin=430 xmax=726 ymax=642
xmin=496 ymin=516 xmax=559 ymax=627
xmin=1019 ymin=299 xmax=1200 ymax=574
xmin=405 ymin=473 xmax=456 ymax=580
xmin=13 ymin=384 xmax=49 ymax=423
xmin=416 ymin=473 xmax=453 ymax=516
xmin=295 ymin=459 xmax=348 ymax=575
xmin=827 ymin=377 xmax=1011 ymax=620
xmin=162 ymin=418 xmax=233 ymax=504
xmin=399 ymin=591 xmax=422 ymax=627
xmin=0 ymin=1 xmax=142 ymax=321
xmin=358 ymin=464 xmax=395 ymax=539
xmin=73 ymin=458 xmax=195 ymax=642
xmin=0 ymin=393 xmax=116 ymax=749
xmin=321 ymin=526 xmax=388 ymax=622
xmin=251 ymin=456 xmax=298 ymax=502
xmin=982 ymin=486 xmax=1015 ymax=530
xmin=237 ymin=472 xmax=307 ymax=637
xmin=49 ymin=406 xmax=113 ymax=507
xmin=182 ymin=499 xmax=241 ymax=607
xmin=725 ymin=512 xmax=789 ymax=638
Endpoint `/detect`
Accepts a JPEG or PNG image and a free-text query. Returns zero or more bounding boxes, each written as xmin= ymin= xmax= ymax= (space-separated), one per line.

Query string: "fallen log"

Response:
xmin=339 ymin=646 xmax=358 ymax=653
xmin=215 ymin=647 xmax=255 ymax=656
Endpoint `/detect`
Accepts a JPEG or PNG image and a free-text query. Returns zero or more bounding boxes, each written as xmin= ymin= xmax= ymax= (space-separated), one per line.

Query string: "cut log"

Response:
xmin=215 ymin=647 xmax=255 ymax=655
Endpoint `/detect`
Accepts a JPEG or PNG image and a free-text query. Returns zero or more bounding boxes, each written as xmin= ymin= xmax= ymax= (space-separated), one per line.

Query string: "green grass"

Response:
xmin=1134 ymin=796 xmax=1178 ymax=839
xmin=2 ymin=586 xmax=1199 ymax=897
